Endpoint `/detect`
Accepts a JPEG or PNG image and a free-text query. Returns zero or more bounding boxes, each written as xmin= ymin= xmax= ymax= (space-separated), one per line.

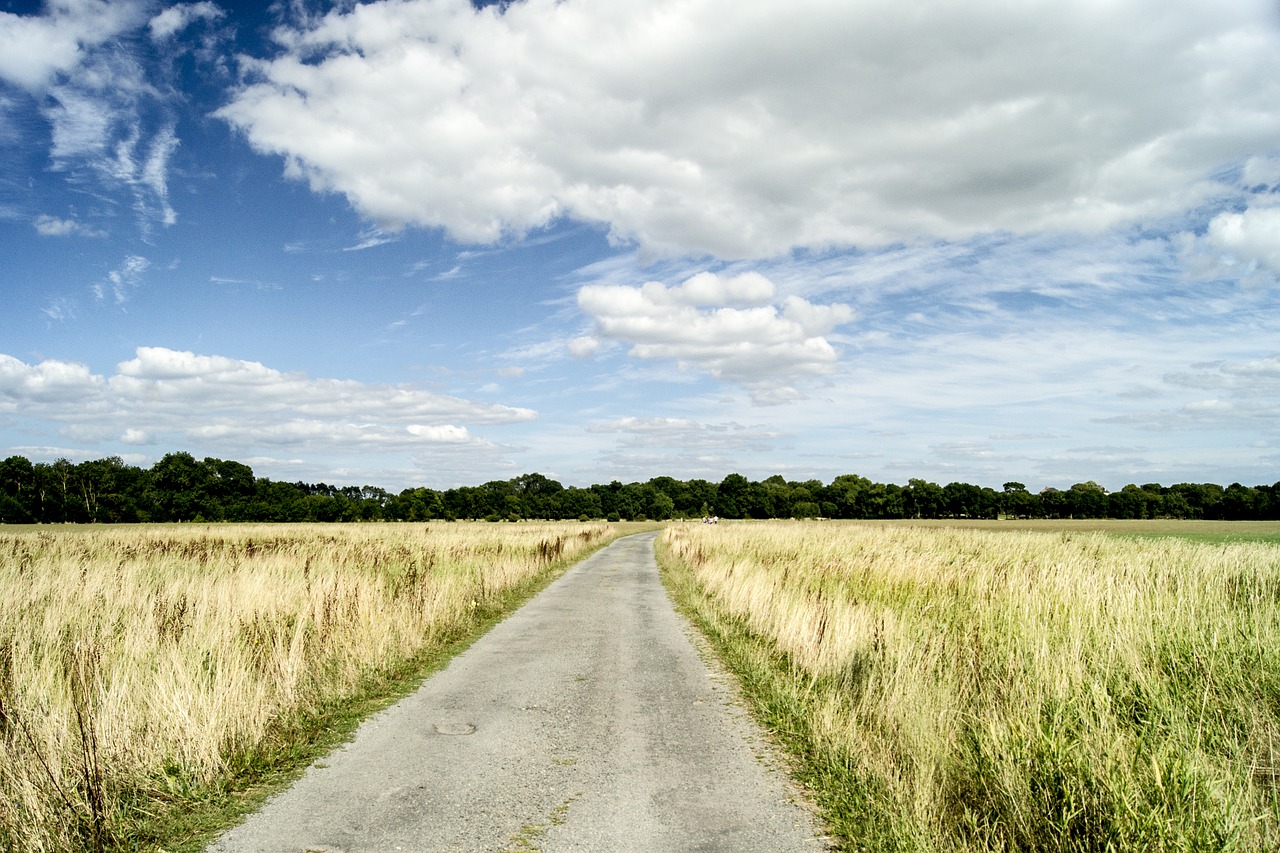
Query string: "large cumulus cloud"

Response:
xmin=218 ymin=0 xmax=1280 ymax=258
xmin=576 ymin=271 xmax=854 ymax=402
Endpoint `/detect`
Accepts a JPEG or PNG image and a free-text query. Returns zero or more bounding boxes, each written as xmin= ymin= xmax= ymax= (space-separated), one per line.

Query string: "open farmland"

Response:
xmin=0 ymin=522 xmax=622 ymax=852
xmin=660 ymin=520 xmax=1280 ymax=851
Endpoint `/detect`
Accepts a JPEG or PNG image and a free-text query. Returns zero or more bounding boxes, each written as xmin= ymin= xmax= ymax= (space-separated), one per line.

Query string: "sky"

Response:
xmin=2 ymin=0 xmax=1280 ymax=493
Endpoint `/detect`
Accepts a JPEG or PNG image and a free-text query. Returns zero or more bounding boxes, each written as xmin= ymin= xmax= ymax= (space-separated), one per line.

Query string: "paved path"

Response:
xmin=208 ymin=531 xmax=827 ymax=852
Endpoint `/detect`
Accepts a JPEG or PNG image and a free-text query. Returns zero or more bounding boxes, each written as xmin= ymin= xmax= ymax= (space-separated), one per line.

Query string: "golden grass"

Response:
xmin=0 ymin=522 xmax=620 ymax=852
xmin=661 ymin=520 xmax=1280 ymax=851
xmin=859 ymin=517 xmax=1280 ymax=541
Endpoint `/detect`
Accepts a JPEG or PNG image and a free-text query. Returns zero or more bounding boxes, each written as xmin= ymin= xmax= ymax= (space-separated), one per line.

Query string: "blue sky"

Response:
xmin=2 ymin=0 xmax=1279 ymax=492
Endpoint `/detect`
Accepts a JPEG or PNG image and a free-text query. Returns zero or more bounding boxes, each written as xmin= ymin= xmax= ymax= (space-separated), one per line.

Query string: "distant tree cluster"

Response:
xmin=1 ymin=452 xmax=1278 ymax=524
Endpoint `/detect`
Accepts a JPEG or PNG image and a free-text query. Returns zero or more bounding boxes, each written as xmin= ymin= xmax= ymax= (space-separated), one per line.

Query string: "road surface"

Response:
xmin=208 ymin=530 xmax=828 ymax=852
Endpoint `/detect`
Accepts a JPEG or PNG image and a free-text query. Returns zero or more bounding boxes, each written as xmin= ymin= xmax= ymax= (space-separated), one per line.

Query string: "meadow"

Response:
xmin=0 ymin=521 xmax=624 ymax=852
xmin=660 ymin=520 xmax=1280 ymax=852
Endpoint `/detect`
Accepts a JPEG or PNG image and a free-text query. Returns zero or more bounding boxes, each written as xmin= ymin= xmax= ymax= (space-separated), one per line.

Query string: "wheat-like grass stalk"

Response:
xmin=0 ymin=522 xmax=613 ymax=851
xmin=663 ymin=521 xmax=1280 ymax=851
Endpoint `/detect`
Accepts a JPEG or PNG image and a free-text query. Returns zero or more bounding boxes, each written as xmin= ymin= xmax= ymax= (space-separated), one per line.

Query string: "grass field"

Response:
xmin=660 ymin=519 xmax=1280 ymax=852
xmin=0 ymin=521 xmax=630 ymax=853
xmin=865 ymin=517 xmax=1280 ymax=545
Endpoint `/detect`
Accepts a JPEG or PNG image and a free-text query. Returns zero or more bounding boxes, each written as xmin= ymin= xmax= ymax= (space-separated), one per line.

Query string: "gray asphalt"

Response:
xmin=207 ymin=531 xmax=828 ymax=852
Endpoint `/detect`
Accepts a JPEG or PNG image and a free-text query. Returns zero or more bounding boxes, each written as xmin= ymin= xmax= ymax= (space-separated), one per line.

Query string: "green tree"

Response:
xmin=791 ymin=500 xmax=821 ymax=518
xmin=618 ymin=482 xmax=652 ymax=520
xmin=74 ymin=456 xmax=137 ymax=523
xmin=478 ymin=480 xmax=518 ymax=518
xmin=682 ymin=479 xmax=719 ymax=517
xmin=1039 ymin=487 xmax=1067 ymax=518
xmin=558 ymin=487 xmax=602 ymax=520
xmin=148 ymin=452 xmax=213 ymax=521
xmin=821 ymin=474 xmax=875 ymax=518
xmin=865 ymin=481 xmax=905 ymax=518
xmin=1065 ymin=481 xmax=1108 ymax=518
xmin=512 ymin=473 xmax=564 ymax=518
xmin=1168 ymin=483 xmax=1224 ymax=519
xmin=742 ymin=479 xmax=780 ymax=519
xmin=0 ymin=456 xmax=36 ymax=522
xmin=1108 ymin=484 xmax=1160 ymax=519
xmin=647 ymin=476 xmax=684 ymax=517
xmin=649 ymin=491 xmax=676 ymax=520
xmin=942 ymin=481 xmax=987 ymax=518
xmin=715 ymin=473 xmax=750 ymax=519
xmin=1222 ymin=483 xmax=1261 ymax=520
xmin=905 ymin=478 xmax=944 ymax=518
xmin=205 ymin=458 xmax=256 ymax=520
xmin=33 ymin=458 xmax=76 ymax=522
xmin=386 ymin=487 xmax=442 ymax=521
xmin=1000 ymin=482 xmax=1041 ymax=518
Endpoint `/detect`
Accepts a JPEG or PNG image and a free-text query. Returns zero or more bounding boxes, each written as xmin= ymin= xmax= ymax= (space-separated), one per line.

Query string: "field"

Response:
xmin=0 ymin=521 xmax=626 ymax=853
xmin=660 ymin=520 xmax=1280 ymax=852
xmin=858 ymin=517 xmax=1280 ymax=545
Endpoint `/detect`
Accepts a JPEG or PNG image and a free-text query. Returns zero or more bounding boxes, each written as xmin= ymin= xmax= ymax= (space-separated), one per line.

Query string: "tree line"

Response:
xmin=2 ymin=452 xmax=1279 ymax=524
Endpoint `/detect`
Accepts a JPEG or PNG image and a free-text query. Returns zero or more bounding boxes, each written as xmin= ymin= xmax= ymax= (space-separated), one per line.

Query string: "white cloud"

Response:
xmin=1205 ymin=205 xmax=1280 ymax=278
xmin=109 ymin=346 xmax=536 ymax=423
xmin=578 ymin=271 xmax=853 ymax=401
xmin=120 ymin=427 xmax=152 ymax=445
xmin=148 ymin=1 xmax=224 ymax=41
xmin=648 ymin=271 xmax=776 ymax=306
xmin=1161 ymin=355 xmax=1280 ymax=410
xmin=0 ymin=0 xmax=145 ymax=91
xmin=583 ymin=416 xmax=791 ymax=481
xmin=588 ymin=416 xmax=783 ymax=450
xmin=0 ymin=347 xmax=537 ymax=466
xmin=33 ymin=214 xmax=77 ymax=236
xmin=539 ymin=223 xmax=1280 ymax=487
xmin=344 ymin=225 xmax=398 ymax=251
xmin=0 ymin=354 xmax=104 ymax=409
xmin=92 ymin=255 xmax=151 ymax=303
xmin=567 ymin=336 xmax=600 ymax=358
xmin=218 ymin=0 xmax=1280 ymax=258
xmin=406 ymin=424 xmax=471 ymax=442
xmin=1178 ymin=189 xmax=1280 ymax=285
xmin=1243 ymin=156 xmax=1280 ymax=190
xmin=140 ymin=123 xmax=179 ymax=228
xmin=42 ymin=296 xmax=77 ymax=321
xmin=2 ymin=0 xmax=205 ymax=235
xmin=33 ymin=214 xmax=102 ymax=237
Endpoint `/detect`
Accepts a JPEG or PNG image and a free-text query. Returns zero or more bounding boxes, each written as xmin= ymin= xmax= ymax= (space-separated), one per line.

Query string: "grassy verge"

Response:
xmin=0 ymin=522 xmax=648 ymax=853
xmin=658 ymin=520 xmax=1280 ymax=852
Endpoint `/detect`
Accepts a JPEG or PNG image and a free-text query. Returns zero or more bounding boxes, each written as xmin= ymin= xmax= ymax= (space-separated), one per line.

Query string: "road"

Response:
xmin=208 ymin=530 xmax=828 ymax=852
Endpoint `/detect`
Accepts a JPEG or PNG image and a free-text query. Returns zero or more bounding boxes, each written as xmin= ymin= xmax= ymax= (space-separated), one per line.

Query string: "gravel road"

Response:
xmin=207 ymin=530 xmax=828 ymax=852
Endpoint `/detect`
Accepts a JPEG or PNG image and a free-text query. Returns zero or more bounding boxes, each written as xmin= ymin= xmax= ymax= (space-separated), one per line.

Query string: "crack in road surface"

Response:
xmin=208 ymin=531 xmax=828 ymax=852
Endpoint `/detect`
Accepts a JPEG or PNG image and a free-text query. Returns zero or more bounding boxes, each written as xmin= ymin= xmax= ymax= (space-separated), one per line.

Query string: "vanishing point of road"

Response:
xmin=208 ymin=530 xmax=829 ymax=852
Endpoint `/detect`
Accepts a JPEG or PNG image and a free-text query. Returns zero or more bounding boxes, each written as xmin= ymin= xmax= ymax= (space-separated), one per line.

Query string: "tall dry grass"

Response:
xmin=661 ymin=521 xmax=1280 ymax=851
xmin=0 ymin=522 xmax=614 ymax=852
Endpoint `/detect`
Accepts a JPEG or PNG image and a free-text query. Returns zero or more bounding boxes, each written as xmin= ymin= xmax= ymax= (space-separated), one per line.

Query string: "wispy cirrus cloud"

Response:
xmin=588 ymin=415 xmax=784 ymax=451
xmin=0 ymin=0 xmax=228 ymax=236
xmin=583 ymin=416 xmax=790 ymax=481
xmin=91 ymin=255 xmax=151 ymax=303
xmin=1098 ymin=355 xmax=1280 ymax=432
